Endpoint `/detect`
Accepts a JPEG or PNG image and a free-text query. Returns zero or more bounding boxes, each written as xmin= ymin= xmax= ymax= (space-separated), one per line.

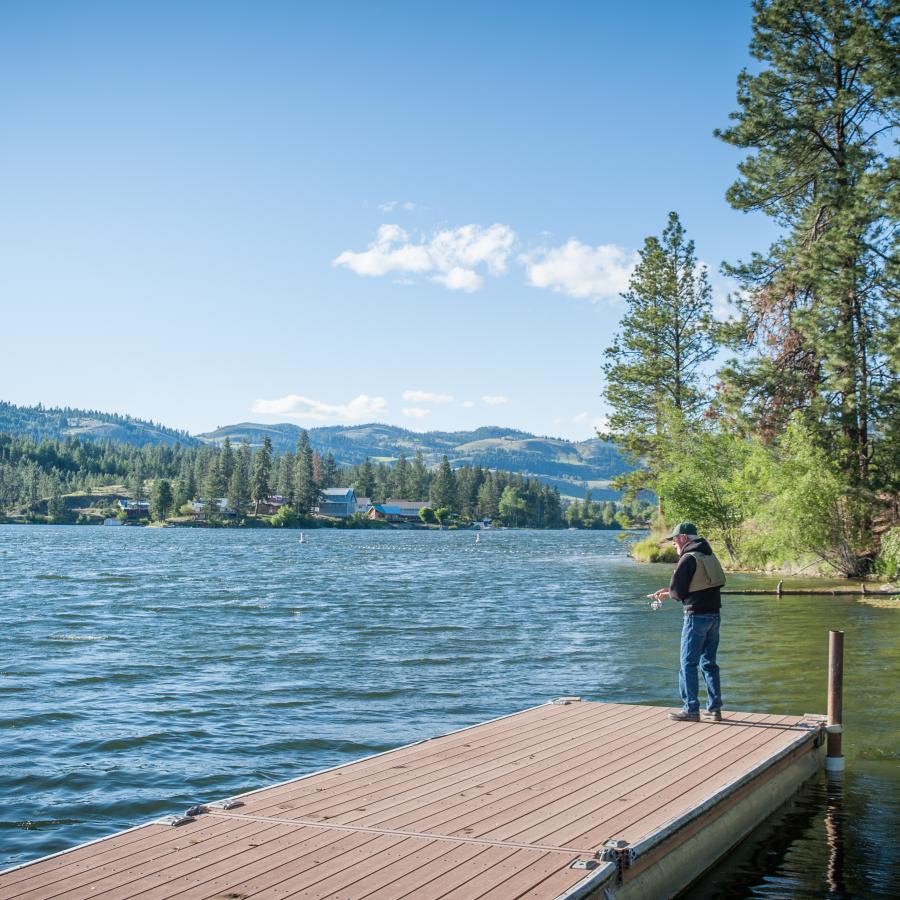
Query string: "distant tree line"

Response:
xmin=0 ymin=431 xmax=649 ymax=528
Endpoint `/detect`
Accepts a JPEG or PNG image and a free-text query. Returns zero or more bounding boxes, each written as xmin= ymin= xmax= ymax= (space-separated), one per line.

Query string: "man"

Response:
xmin=651 ymin=522 xmax=726 ymax=723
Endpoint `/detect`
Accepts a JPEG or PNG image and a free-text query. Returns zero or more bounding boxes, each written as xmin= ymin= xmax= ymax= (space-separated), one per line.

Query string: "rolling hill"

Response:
xmin=0 ymin=401 xmax=200 ymax=448
xmin=199 ymin=423 xmax=631 ymax=498
xmin=0 ymin=401 xmax=632 ymax=498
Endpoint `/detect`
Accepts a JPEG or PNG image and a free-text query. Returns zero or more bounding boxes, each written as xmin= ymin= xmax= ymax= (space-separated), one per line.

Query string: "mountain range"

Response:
xmin=1 ymin=401 xmax=632 ymax=498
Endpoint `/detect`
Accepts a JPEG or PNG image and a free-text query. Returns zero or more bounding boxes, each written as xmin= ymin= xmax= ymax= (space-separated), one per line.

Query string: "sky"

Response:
xmin=0 ymin=1 xmax=779 ymax=441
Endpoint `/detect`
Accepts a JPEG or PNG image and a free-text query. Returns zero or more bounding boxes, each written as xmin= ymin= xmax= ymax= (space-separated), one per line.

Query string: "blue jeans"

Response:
xmin=679 ymin=614 xmax=722 ymax=714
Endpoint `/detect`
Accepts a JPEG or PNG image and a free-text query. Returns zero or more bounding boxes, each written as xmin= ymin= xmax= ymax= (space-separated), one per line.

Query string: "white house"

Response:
xmin=355 ymin=496 xmax=373 ymax=515
xmin=191 ymin=497 xmax=232 ymax=515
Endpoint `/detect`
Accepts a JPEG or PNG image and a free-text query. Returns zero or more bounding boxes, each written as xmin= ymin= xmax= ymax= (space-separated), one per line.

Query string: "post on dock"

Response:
xmin=826 ymin=629 xmax=845 ymax=773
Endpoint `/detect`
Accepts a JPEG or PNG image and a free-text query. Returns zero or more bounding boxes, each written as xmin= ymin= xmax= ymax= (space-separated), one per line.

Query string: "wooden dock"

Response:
xmin=0 ymin=700 xmax=825 ymax=899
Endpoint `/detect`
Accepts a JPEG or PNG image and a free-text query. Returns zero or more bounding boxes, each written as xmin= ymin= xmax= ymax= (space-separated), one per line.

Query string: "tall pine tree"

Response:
xmin=250 ymin=435 xmax=273 ymax=515
xmin=293 ymin=430 xmax=318 ymax=515
xmin=603 ymin=211 xmax=718 ymax=496
xmin=715 ymin=0 xmax=899 ymax=544
xmin=430 ymin=455 xmax=456 ymax=510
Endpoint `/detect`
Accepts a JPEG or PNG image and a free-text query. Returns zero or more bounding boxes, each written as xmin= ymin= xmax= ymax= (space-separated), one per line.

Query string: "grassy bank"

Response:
xmin=629 ymin=533 xmax=678 ymax=563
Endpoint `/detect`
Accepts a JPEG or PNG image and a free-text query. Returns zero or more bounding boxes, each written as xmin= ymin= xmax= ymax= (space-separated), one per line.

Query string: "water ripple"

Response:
xmin=1 ymin=526 xmax=898 ymax=895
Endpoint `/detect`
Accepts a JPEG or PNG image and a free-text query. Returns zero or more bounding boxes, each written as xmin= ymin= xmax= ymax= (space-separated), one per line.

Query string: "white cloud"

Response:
xmin=433 ymin=267 xmax=482 ymax=292
xmin=252 ymin=393 xmax=387 ymax=422
xmin=334 ymin=223 xmax=516 ymax=292
xmin=521 ymin=240 xmax=637 ymax=301
xmin=402 ymin=407 xmax=430 ymax=418
xmin=403 ymin=389 xmax=454 ymax=404
xmin=573 ymin=412 xmax=589 ymax=424
xmin=482 ymin=395 xmax=509 ymax=406
xmin=379 ymin=200 xmax=418 ymax=212
xmin=333 ymin=225 xmax=431 ymax=277
xmin=462 ymin=400 xmax=475 ymax=409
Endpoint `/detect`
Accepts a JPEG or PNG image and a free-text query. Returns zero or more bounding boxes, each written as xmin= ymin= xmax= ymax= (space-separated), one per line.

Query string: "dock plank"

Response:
xmin=242 ymin=702 xmax=610 ymax=820
xmin=299 ymin=705 xmax=660 ymax=827
xmin=0 ymin=701 xmax=820 ymax=900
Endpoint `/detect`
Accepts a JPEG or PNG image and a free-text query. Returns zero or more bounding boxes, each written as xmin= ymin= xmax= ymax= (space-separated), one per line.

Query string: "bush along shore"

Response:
xmin=627 ymin=518 xmax=899 ymax=599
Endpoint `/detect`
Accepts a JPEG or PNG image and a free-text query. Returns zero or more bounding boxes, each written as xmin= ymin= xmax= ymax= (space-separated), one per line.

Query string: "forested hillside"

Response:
xmin=0 ymin=401 xmax=199 ymax=448
xmin=0 ymin=402 xmax=636 ymax=501
xmin=200 ymin=423 xmax=630 ymax=496
xmin=0 ymin=429 xmax=650 ymax=528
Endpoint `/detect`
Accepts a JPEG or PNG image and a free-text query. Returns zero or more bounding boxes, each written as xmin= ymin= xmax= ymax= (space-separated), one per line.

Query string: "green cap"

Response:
xmin=665 ymin=522 xmax=698 ymax=540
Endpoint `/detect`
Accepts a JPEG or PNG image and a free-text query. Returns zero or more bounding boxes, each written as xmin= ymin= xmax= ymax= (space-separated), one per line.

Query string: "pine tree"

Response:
xmin=354 ymin=457 xmax=376 ymax=500
xmin=476 ymin=477 xmax=500 ymax=521
xmin=430 ymin=456 xmax=457 ymax=511
xmin=47 ymin=478 xmax=65 ymax=521
xmin=220 ymin=438 xmax=235 ymax=484
xmin=392 ymin=453 xmax=410 ymax=498
xmin=715 ymin=0 xmax=899 ymax=530
xmin=276 ymin=449 xmax=295 ymax=503
xmin=227 ymin=447 xmax=250 ymax=517
xmin=128 ymin=458 xmax=146 ymax=501
xmin=409 ymin=450 xmax=428 ymax=500
xmin=174 ymin=463 xmax=196 ymax=512
xmin=150 ymin=479 xmax=174 ymax=521
xmin=544 ymin=486 xmax=563 ymax=528
xmin=203 ymin=456 xmax=227 ymax=516
xmin=320 ymin=452 xmax=339 ymax=490
xmin=250 ymin=435 xmax=273 ymax=515
xmin=294 ymin=431 xmax=318 ymax=515
xmin=603 ymin=211 xmax=718 ymax=496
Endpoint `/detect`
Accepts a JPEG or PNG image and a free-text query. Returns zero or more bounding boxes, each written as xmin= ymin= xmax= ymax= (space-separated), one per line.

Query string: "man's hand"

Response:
xmin=649 ymin=588 xmax=670 ymax=601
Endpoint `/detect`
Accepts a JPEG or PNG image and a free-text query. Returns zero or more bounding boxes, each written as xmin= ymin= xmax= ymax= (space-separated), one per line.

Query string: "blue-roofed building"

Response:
xmin=368 ymin=500 xmax=429 ymax=522
xmin=316 ymin=487 xmax=358 ymax=518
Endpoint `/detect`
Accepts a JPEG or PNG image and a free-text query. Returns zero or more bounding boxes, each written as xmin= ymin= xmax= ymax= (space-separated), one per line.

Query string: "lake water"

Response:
xmin=1 ymin=526 xmax=897 ymax=896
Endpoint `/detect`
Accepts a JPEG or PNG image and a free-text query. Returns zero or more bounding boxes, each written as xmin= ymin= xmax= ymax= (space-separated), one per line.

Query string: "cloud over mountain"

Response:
xmin=252 ymin=393 xmax=387 ymax=422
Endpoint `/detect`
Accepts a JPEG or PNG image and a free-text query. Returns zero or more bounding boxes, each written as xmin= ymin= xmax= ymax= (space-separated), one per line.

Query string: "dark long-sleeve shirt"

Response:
xmin=669 ymin=538 xmax=722 ymax=615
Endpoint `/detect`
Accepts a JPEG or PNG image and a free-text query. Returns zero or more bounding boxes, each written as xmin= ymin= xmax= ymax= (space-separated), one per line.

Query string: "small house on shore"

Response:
xmin=368 ymin=500 xmax=429 ymax=522
xmin=191 ymin=498 xmax=234 ymax=516
xmin=316 ymin=488 xmax=358 ymax=518
xmin=257 ymin=495 xmax=287 ymax=516
xmin=117 ymin=499 xmax=150 ymax=519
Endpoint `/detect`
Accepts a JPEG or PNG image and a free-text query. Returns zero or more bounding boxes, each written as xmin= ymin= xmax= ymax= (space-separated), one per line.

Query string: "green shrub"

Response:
xmin=271 ymin=505 xmax=300 ymax=528
xmin=876 ymin=526 xmax=900 ymax=580
xmin=630 ymin=534 xmax=678 ymax=563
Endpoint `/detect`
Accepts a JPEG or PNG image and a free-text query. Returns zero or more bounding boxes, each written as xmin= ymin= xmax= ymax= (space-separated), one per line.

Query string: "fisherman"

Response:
xmin=650 ymin=522 xmax=726 ymax=722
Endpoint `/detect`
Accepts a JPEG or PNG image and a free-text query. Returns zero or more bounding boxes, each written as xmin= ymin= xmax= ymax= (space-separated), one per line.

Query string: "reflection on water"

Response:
xmin=1 ymin=526 xmax=898 ymax=896
xmin=685 ymin=768 xmax=899 ymax=899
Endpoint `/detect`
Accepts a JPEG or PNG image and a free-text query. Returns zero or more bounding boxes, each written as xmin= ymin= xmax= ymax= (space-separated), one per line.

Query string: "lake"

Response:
xmin=1 ymin=526 xmax=897 ymax=896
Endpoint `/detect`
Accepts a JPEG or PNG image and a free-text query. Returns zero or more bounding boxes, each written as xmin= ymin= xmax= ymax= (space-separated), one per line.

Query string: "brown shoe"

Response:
xmin=701 ymin=709 xmax=722 ymax=722
xmin=668 ymin=710 xmax=700 ymax=722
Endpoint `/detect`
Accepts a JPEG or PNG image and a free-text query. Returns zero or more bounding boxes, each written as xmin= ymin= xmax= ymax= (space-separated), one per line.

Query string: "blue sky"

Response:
xmin=1 ymin=1 xmax=777 ymax=440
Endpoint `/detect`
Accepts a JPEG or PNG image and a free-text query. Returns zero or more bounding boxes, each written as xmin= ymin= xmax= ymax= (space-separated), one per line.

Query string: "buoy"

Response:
xmin=475 ymin=533 xmax=481 ymax=544
xmin=298 ymin=533 xmax=307 ymax=544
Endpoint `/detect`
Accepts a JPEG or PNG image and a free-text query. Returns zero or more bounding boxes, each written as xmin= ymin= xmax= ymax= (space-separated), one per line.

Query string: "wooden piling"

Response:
xmin=826 ymin=629 xmax=845 ymax=773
